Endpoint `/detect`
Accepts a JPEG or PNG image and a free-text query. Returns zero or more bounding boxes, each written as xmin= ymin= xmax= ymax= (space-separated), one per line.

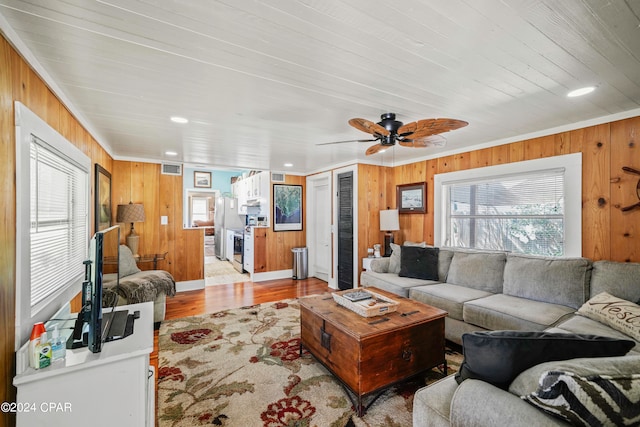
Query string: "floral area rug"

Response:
xmin=157 ymin=298 xmax=462 ymax=427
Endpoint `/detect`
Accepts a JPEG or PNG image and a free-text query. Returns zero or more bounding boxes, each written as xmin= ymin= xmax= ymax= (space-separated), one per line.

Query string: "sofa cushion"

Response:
xmin=119 ymin=245 xmax=141 ymax=277
xmin=450 ymin=379 xmax=568 ymax=427
xmin=388 ymin=241 xmax=427 ymax=274
xmin=369 ymin=257 xmax=389 ymax=273
xmin=388 ymin=243 xmax=402 ymax=274
xmin=503 ymin=253 xmax=591 ymax=310
xmin=410 ymin=284 xmax=493 ymax=321
xmin=463 ymin=294 xmax=575 ymax=331
xmin=360 ymin=271 xmax=439 ymax=298
xmin=455 ymin=331 xmax=635 ymax=390
xmin=413 ymin=375 xmax=458 ymax=426
xmin=577 ymin=292 xmax=640 ymax=341
xmin=509 ymin=355 xmax=640 ymax=397
xmin=522 ymin=371 xmax=640 ymax=427
xmin=399 ymin=246 xmax=439 ymax=280
xmin=590 ymin=260 xmax=640 ymax=301
xmin=446 ymin=250 xmax=506 ymax=293
xmin=436 ymin=249 xmax=454 ymax=282
xmin=547 ymin=315 xmax=640 ymax=354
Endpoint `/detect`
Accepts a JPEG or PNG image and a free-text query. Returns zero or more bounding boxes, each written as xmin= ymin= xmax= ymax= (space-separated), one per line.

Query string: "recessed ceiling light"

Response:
xmin=170 ymin=116 xmax=189 ymax=124
xmin=567 ymin=86 xmax=595 ymax=97
xmin=284 ymin=163 xmax=293 ymax=167
xmin=165 ymin=151 xmax=178 ymax=156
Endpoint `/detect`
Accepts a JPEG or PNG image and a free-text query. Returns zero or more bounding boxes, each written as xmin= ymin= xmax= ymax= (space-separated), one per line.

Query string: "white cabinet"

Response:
xmin=244 ymin=232 xmax=253 ymax=273
xmin=235 ymin=172 xmax=271 ymax=218
xmin=13 ymin=302 xmax=155 ymax=427
xmin=226 ymin=229 xmax=235 ymax=261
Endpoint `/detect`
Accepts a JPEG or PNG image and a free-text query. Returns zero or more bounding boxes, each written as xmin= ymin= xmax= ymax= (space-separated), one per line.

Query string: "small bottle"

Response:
xmin=29 ymin=322 xmax=46 ymax=369
xmin=35 ymin=332 xmax=52 ymax=369
xmin=50 ymin=327 xmax=66 ymax=362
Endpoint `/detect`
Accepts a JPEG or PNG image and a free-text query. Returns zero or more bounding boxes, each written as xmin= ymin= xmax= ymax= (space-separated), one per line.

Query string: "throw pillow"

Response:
xmin=388 ymin=241 xmax=427 ymax=274
xmin=119 ymin=245 xmax=141 ymax=278
xmin=577 ymin=292 xmax=640 ymax=341
xmin=398 ymin=246 xmax=439 ymax=280
xmin=388 ymin=243 xmax=402 ymax=274
xmin=455 ymin=331 xmax=635 ymax=390
xmin=523 ymin=370 xmax=640 ymax=426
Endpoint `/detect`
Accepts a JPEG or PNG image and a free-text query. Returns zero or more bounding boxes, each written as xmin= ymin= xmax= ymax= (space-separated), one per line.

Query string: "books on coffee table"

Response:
xmin=333 ymin=288 xmax=399 ymax=317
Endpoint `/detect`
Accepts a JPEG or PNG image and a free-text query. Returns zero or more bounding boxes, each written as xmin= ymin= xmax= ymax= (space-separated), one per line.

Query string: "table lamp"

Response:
xmin=379 ymin=209 xmax=399 ymax=257
xmin=116 ymin=202 xmax=146 ymax=257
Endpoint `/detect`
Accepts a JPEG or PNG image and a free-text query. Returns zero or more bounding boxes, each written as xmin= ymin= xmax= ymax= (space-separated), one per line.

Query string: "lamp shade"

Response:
xmin=116 ymin=203 xmax=146 ymax=223
xmin=380 ymin=209 xmax=400 ymax=231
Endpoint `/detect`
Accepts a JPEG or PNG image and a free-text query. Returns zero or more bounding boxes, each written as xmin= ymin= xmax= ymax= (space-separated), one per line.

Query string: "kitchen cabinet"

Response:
xmin=243 ymin=231 xmax=253 ymax=273
xmin=234 ymin=171 xmax=271 ymax=218
xmin=225 ymin=229 xmax=235 ymax=261
xmin=244 ymin=227 xmax=267 ymax=274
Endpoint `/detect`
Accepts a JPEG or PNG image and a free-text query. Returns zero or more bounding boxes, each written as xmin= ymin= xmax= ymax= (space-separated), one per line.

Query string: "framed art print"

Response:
xmin=273 ymin=184 xmax=302 ymax=231
xmin=397 ymin=182 xmax=426 ymax=213
xmin=95 ymin=164 xmax=112 ymax=231
xmin=194 ymin=171 xmax=212 ymax=188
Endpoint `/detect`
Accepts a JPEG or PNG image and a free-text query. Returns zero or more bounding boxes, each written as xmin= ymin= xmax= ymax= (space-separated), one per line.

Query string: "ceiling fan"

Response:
xmin=319 ymin=113 xmax=468 ymax=155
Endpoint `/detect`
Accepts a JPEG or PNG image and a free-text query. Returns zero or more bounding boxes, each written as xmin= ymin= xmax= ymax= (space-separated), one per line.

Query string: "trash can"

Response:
xmin=291 ymin=247 xmax=308 ymax=279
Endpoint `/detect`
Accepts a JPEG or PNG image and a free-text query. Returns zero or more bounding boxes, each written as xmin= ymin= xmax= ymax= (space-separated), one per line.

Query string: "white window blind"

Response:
xmin=29 ymin=136 xmax=88 ymax=309
xmin=191 ymin=197 xmax=209 ymax=222
xmin=443 ymin=169 xmax=567 ymax=256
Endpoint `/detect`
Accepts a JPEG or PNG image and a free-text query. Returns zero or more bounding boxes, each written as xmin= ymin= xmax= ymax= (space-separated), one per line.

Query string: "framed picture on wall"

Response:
xmin=397 ymin=182 xmax=426 ymax=214
xmin=95 ymin=164 xmax=112 ymax=231
xmin=273 ymin=184 xmax=303 ymax=231
xmin=194 ymin=171 xmax=212 ymax=188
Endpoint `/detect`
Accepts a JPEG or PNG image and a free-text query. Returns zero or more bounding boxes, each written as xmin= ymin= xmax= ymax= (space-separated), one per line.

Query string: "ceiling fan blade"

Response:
xmin=365 ymin=143 xmax=390 ymax=156
xmin=399 ymin=134 xmax=447 ymax=148
xmin=349 ymin=118 xmax=390 ymax=137
xmin=398 ymin=118 xmax=468 ymax=139
xmin=317 ymin=138 xmax=377 ymax=146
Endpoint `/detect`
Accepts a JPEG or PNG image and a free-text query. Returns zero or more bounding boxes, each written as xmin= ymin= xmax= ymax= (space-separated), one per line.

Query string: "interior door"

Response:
xmin=337 ymin=171 xmax=353 ymax=290
xmin=312 ymin=177 xmax=331 ymax=281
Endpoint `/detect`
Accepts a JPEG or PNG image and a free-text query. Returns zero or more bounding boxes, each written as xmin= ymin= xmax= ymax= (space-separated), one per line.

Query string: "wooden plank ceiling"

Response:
xmin=0 ymin=0 xmax=639 ymax=174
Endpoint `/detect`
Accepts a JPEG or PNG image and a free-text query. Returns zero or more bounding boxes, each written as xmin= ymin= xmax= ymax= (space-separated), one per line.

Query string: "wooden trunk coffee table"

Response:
xmin=299 ymin=287 xmax=448 ymax=416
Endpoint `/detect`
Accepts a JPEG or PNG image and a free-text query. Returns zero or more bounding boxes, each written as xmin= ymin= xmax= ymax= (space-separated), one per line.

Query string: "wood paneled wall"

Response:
xmin=111 ymin=161 xmax=203 ymax=282
xmin=264 ymin=174 xmax=306 ymax=271
xmin=0 ymin=36 xmax=113 ymax=427
xmin=108 ymin=164 xmax=306 ymax=280
xmin=357 ymin=118 xmax=640 ymax=266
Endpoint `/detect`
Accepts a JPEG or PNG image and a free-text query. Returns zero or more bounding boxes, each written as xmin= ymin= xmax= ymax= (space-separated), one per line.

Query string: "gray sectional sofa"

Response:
xmin=360 ymin=246 xmax=640 ymax=426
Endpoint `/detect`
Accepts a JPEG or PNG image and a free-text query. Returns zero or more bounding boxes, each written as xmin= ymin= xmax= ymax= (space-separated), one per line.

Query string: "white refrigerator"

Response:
xmin=214 ymin=197 xmax=245 ymax=259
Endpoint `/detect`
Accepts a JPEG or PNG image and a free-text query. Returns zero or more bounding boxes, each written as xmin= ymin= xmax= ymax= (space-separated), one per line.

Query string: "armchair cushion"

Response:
xmin=119 ymin=245 xmax=141 ymax=277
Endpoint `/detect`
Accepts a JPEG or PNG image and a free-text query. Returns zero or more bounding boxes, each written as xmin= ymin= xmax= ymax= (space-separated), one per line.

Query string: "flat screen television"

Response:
xmin=67 ymin=225 xmax=123 ymax=353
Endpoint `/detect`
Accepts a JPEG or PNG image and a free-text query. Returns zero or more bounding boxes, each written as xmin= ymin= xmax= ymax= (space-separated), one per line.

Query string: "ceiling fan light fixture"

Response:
xmin=320 ymin=113 xmax=467 ymax=156
xmin=567 ymin=86 xmax=595 ymax=97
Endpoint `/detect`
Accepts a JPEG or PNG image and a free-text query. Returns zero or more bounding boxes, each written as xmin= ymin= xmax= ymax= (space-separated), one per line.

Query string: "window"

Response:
xmin=15 ymin=102 xmax=90 ymax=349
xmin=434 ymin=154 xmax=582 ymax=257
xmin=29 ymin=137 xmax=88 ymax=307
xmin=191 ymin=197 xmax=210 ymax=222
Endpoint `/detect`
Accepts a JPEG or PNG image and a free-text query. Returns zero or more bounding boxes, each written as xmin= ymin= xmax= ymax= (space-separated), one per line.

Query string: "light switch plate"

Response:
xmin=161 ymin=216 xmax=168 ymax=225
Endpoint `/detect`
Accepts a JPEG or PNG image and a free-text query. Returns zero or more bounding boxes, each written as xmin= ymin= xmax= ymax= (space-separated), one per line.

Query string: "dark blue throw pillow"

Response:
xmin=398 ymin=246 xmax=439 ymax=280
xmin=455 ymin=331 xmax=635 ymax=390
